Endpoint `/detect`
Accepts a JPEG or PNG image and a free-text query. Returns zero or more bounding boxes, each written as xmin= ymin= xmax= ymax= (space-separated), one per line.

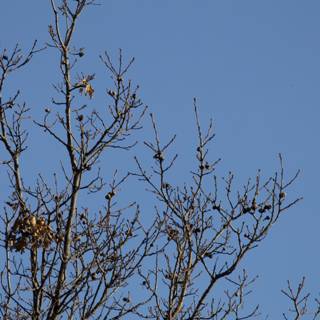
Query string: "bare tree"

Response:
xmin=132 ymin=109 xmax=301 ymax=320
xmin=0 ymin=1 xmax=311 ymax=320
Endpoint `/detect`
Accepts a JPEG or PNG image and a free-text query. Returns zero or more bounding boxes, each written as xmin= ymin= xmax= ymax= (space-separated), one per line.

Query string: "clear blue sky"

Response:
xmin=1 ymin=0 xmax=320 ymax=317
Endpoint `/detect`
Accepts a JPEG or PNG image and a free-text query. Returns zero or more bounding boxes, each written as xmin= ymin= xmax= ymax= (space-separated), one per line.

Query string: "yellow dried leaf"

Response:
xmin=38 ymin=217 xmax=46 ymax=226
xmin=85 ymin=84 xmax=94 ymax=98
xmin=30 ymin=215 xmax=37 ymax=227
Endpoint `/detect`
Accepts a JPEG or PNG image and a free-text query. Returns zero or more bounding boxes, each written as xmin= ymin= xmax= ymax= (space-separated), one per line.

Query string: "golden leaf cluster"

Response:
xmin=79 ymin=78 xmax=94 ymax=98
xmin=8 ymin=215 xmax=55 ymax=252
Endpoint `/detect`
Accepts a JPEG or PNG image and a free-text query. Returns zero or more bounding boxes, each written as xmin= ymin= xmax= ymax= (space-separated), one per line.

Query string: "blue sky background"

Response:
xmin=1 ymin=0 xmax=320 ymax=317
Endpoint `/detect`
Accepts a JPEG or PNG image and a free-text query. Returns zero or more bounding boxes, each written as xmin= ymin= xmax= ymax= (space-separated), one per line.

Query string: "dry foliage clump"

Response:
xmin=8 ymin=213 xmax=55 ymax=252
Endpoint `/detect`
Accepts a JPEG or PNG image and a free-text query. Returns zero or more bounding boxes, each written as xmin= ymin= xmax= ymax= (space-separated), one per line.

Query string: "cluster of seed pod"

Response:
xmin=167 ymin=226 xmax=179 ymax=241
xmin=8 ymin=214 xmax=55 ymax=252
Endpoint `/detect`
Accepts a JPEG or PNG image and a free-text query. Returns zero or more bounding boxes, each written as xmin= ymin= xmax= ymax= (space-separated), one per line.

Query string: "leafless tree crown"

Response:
xmin=0 ymin=1 xmax=316 ymax=320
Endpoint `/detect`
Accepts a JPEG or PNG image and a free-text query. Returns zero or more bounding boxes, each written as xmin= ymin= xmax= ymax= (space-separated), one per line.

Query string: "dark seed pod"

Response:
xmin=105 ymin=190 xmax=116 ymax=200
xmin=264 ymin=204 xmax=272 ymax=210
xmin=279 ymin=192 xmax=286 ymax=199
